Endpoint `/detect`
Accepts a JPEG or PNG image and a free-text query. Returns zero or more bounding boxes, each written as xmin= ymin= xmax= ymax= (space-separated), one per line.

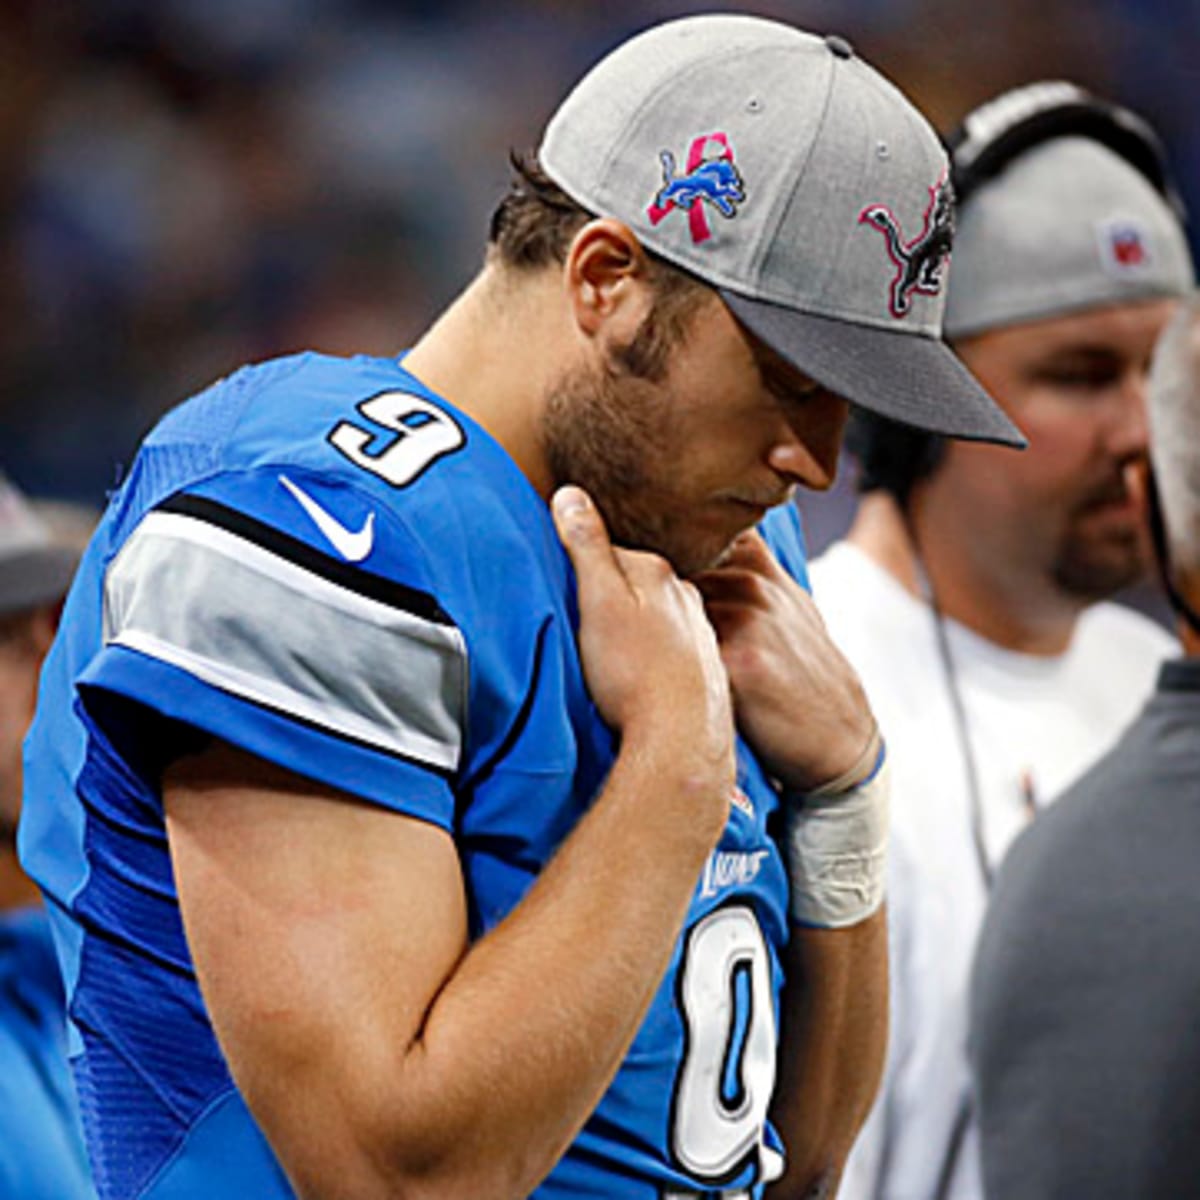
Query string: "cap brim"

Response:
xmin=0 ymin=546 xmax=79 ymax=615
xmin=721 ymin=291 xmax=1027 ymax=448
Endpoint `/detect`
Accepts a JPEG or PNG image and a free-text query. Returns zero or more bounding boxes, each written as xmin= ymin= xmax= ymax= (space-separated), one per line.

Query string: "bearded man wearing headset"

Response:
xmin=810 ymin=81 xmax=1195 ymax=1200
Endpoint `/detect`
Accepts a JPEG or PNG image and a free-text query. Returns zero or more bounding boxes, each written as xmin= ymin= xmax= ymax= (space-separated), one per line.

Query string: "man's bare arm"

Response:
xmin=696 ymin=531 xmax=890 ymax=1195
xmin=766 ymin=912 xmax=889 ymax=1198
xmin=164 ymin=486 xmax=735 ymax=1200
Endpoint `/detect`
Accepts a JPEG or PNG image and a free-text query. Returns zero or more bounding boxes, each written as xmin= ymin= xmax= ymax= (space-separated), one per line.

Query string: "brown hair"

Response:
xmin=488 ymin=150 xmax=708 ymax=380
xmin=489 ymin=150 xmax=592 ymax=270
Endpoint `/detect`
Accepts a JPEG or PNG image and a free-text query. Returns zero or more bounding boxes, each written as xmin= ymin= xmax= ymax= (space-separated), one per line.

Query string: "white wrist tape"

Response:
xmin=783 ymin=734 xmax=890 ymax=929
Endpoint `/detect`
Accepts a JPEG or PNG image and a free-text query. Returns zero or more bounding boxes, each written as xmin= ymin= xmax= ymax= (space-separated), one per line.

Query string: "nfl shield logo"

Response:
xmin=1096 ymin=216 xmax=1153 ymax=277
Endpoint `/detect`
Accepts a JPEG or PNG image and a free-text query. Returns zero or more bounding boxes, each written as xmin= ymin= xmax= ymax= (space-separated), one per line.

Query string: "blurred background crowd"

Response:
xmin=2 ymin=0 xmax=1198 ymax=551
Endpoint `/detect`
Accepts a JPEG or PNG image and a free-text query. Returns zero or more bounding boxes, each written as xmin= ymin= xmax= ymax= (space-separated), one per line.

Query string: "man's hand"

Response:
xmin=553 ymin=485 xmax=736 ymax=808
xmin=694 ymin=530 xmax=876 ymax=795
xmin=162 ymin=486 xmax=745 ymax=1200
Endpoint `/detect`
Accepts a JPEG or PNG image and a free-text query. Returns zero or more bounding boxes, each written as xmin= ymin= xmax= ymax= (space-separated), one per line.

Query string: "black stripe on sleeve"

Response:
xmin=239 ymin=687 xmax=459 ymax=780
xmin=159 ymin=492 xmax=455 ymax=626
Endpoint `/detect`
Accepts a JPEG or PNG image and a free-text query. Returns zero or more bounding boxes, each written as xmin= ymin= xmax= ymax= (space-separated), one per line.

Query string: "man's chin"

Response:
xmin=1053 ymin=538 xmax=1147 ymax=602
xmin=605 ymin=511 xmax=743 ymax=579
xmin=706 ymin=543 xmax=738 ymax=573
xmin=669 ymin=527 xmax=754 ymax=578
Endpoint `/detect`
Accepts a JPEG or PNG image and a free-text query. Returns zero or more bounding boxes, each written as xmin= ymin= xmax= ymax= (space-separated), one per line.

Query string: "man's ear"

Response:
xmin=564 ymin=219 xmax=655 ymax=345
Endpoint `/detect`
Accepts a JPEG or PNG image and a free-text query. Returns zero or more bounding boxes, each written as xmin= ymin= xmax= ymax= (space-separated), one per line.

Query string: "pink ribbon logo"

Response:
xmin=647 ymin=132 xmax=744 ymax=245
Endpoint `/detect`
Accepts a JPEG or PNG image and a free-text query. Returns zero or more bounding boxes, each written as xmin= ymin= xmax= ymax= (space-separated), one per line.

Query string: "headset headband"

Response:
xmin=947 ymin=80 xmax=1187 ymax=223
xmin=851 ymin=82 xmax=1189 ymax=505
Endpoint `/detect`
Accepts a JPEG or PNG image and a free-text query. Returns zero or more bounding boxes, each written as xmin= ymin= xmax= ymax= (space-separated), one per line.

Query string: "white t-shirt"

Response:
xmin=810 ymin=541 xmax=1175 ymax=1200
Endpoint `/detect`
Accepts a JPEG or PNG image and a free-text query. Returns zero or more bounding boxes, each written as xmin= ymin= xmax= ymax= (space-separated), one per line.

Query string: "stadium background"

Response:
xmin=2 ymin=0 xmax=1197 ymax=562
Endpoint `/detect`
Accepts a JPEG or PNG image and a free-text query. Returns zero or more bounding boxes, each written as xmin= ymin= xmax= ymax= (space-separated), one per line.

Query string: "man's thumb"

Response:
xmin=552 ymin=485 xmax=619 ymax=589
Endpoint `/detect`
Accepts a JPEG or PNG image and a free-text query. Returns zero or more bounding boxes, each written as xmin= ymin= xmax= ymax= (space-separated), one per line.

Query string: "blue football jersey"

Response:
xmin=21 ymin=352 xmax=810 ymax=1199
xmin=0 ymin=907 xmax=94 ymax=1200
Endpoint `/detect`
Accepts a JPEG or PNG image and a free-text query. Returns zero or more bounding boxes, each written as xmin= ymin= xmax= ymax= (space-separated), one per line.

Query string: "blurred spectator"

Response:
xmin=1 ymin=0 xmax=1197 ymax=514
xmin=0 ymin=473 xmax=93 ymax=1199
xmin=970 ymin=295 xmax=1200 ymax=1200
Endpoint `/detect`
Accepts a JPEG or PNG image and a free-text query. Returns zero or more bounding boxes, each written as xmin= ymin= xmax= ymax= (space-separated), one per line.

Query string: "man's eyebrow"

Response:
xmin=755 ymin=347 xmax=822 ymax=401
xmin=1028 ymin=345 xmax=1125 ymax=374
xmin=1041 ymin=344 xmax=1122 ymax=361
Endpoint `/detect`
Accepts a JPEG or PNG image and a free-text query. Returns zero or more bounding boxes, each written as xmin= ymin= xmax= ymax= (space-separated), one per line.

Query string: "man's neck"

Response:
xmin=0 ymin=846 xmax=41 ymax=912
xmin=403 ymin=263 xmax=569 ymax=499
xmin=845 ymin=491 xmax=1083 ymax=656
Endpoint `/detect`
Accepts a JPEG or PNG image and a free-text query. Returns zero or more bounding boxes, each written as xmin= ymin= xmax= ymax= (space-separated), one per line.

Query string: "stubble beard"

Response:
xmin=1051 ymin=477 xmax=1150 ymax=602
xmin=541 ymin=359 xmax=726 ymax=578
xmin=1051 ymin=525 xmax=1146 ymax=601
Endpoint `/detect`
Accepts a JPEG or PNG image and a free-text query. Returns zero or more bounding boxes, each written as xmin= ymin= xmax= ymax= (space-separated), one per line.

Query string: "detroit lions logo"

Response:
xmin=859 ymin=176 xmax=954 ymax=318
xmin=655 ymin=152 xmax=744 ymax=217
xmin=647 ymin=132 xmax=745 ymax=244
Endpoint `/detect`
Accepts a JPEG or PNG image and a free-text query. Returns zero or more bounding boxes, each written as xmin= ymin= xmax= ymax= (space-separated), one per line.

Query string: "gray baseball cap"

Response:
xmin=539 ymin=14 xmax=1025 ymax=448
xmin=944 ymin=133 xmax=1195 ymax=338
xmin=0 ymin=474 xmax=81 ymax=616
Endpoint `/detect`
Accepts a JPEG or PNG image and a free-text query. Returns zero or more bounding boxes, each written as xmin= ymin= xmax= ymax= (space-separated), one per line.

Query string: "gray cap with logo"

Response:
xmin=944 ymin=88 xmax=1195 ymax=338
xmin=0 ymin=474 xmax=81 ymax=616
xmin=539 ymin=13 xmax=1025 ymax=448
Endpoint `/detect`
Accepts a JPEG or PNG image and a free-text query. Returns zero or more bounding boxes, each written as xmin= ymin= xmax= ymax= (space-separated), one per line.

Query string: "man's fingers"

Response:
xmin=553 ymin=485 xmax=605 ymax=547
xmin=722 ymin=529 xmax=774 ymax=567
xmin=702 ymin=530 xmax=786 ymax=586
xmin=694 ymin=532 xmax=787 ymax=608
xmin=552 ymin=485 xmax=623 ymax=595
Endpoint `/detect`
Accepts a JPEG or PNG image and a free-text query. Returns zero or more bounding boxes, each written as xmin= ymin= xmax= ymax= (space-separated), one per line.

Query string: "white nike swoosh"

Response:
xmin=279 ymin=474 xmax=376 ymax=563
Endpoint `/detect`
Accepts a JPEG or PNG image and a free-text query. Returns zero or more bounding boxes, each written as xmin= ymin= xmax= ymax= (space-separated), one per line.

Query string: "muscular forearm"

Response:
xmin=383 ymin=741 xmax=729 ymax=1198
xmin=765 ymin=908 xmax=889 ymax=1199
xmin=173 ymin=487 xmax=742 ymax=1200
xmin=175 ymin=737 xmax=729 ymax=1200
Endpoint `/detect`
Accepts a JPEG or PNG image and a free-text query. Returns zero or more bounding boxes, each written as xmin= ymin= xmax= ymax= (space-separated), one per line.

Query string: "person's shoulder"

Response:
xmin=1003 ymin=689 xmax=1154 ymax=894
xmin=809 ymin=538 xmax=926 ymax=645
xmin=151 ymin=351 xmax=463 ymax=479
xmin=107 ymin=352 xmax=411 ymax=537
xmin=809 ymin=538 xmax=862 ymax=588
xmin=120 ymin=351 xmax=552 ymax=586
xmin=808 ymin=541 xmax=870 ymax=620
xmin=83 ymin=354 xmax=563 ymax=804
xmin=1075 ymin=599 xmax=1177 ymax=659
xmin=809 ymin=539 xmax=909 ymax=606
xmin=148 ymin=350 xmax=359 ymax=448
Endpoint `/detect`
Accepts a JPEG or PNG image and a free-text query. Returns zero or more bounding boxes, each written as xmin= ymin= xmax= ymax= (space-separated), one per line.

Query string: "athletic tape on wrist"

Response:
xmin=784 ymin=734 xmax=889 ymax=929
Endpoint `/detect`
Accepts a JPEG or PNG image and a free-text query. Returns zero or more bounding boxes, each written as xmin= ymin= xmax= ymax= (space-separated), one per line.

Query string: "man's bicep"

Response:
xmin=163 ymin=740 xmax=468 ymax=1187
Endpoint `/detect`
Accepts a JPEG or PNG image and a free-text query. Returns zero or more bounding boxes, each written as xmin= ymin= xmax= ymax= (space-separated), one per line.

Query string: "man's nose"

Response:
xmin=1108 ymin=368 xmax=1151 ymax=460
xmin=765 ymin=394 xmax=850 ymax=492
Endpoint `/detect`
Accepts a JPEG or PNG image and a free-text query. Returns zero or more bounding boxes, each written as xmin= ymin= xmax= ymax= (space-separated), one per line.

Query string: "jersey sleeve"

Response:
xmin=759 ymin=501 xmax=812 ymax=591
xmin=76 ymin=467 xmax=466 ymax=828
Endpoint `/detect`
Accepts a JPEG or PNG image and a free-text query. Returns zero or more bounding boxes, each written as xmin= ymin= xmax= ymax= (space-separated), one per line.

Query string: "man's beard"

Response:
xmin=1052 ymin=529 xmax=1146 ymax=601
xmin=1051 ymin=477 xmax=1150 ymax=601
xmin=541 ymin=357 xmax=723 ymax=578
